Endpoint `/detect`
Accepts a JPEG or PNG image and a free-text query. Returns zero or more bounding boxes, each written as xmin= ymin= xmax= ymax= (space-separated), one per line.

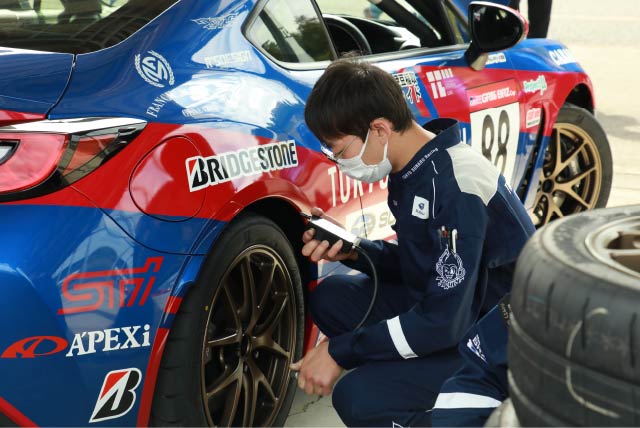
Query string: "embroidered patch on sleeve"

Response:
xmin=412 ymin=196 xmax=429 ymax=219
xmin=435 ymin=248 xmax=465 ymax=289
xmin=466 ymin=334 xmax=487 ymax=362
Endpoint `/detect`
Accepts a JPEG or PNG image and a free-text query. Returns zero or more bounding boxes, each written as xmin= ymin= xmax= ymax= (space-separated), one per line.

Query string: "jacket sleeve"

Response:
xmin=340 ymin=238 xmax=402 ymax=283
xmin=328 ymin=191 xmax=489 ymax=369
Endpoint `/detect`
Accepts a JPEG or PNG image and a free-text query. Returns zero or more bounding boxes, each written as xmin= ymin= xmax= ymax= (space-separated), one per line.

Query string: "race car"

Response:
xmin=0 ymin=0 xmax=611 ymax=426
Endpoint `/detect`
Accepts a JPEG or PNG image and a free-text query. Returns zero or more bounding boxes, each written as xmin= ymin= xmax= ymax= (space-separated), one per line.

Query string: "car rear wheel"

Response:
xmin=531 ymin=104 xmax=612 ymax=226
xmin=150 ymin=213 xmax=304 ymax=427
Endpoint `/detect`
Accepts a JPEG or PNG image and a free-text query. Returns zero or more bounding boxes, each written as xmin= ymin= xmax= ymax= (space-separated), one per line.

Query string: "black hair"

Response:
xmin=304 ymin=58 xmax=414 ymax=147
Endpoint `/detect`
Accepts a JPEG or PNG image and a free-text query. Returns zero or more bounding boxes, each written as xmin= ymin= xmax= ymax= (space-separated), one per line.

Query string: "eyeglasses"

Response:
xmin=320 ymin=136 xmax=358 ymax=162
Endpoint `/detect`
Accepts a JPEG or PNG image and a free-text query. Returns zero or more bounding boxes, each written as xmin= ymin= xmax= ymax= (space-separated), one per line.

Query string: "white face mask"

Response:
xmin=337 ymin=129 xmax=392 ymax=183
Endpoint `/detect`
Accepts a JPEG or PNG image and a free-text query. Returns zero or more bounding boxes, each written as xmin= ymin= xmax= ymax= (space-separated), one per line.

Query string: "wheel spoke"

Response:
xmin=248 ymin=358 xmax=278 ymax=404
xmin=207 ymin=332 xmax=241 ymax=349
xmin=558 ymin=165 xmax=597 ymax=188
xmin=556 ymin=137 xmax=586 ymax=173
xmin=221 ymin=282 xmax=242 ymax=331
xmin=239 ymin=256 xmax=257 ymax=323
xmin=256 ymin=294 xmax=289 ymax=337
xmin=241 ymin=371 xmax=257 ymax=427
xmin=544 ymin=198 xmax=564 ymax=224
xmin=207 ymin=363 xmax=242 ymax=399
xmin=253 ymin=333 xmax=290 ymax=360
xmin=556 ymin=187 xmax=591 ymax=209
xmin=218 ymin=373 xmax=242 ymax=426
xmin=257 ymin=262 xmax=278 ymax=320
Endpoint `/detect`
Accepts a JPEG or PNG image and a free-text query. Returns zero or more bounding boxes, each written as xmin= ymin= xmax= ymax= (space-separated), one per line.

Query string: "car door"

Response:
xmin=314 ymin=0 xmax=526 ymax=240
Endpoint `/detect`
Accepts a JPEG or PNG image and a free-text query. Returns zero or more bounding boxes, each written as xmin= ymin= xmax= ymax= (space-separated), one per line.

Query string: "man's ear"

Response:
xmin=369 ymin=118 xmax=393 ymax=144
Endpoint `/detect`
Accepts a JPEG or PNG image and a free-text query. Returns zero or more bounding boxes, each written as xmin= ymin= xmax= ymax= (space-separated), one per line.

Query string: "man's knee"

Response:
xmin=308 ymin=274 xmax=369 ymax=336
xmin=332 ymin=372 xmax=373 ymax=427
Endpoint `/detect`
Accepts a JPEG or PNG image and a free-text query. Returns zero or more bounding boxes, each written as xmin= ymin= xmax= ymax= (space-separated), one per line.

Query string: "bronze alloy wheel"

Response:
xmin=532 ymin=121 xmax=603 ymax=226
xmin=202 ymin=245 xmax=296 ymax=427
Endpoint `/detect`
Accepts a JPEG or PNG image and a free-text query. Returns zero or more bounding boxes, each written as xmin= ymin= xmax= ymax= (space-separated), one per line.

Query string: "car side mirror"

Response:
xmin=464 ymin=1 xmax=527 ymax=70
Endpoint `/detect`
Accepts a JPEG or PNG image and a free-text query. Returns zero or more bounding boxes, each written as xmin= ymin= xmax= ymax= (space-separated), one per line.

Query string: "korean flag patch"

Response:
xmin=412 ymin=196 xmax=429 ymax=219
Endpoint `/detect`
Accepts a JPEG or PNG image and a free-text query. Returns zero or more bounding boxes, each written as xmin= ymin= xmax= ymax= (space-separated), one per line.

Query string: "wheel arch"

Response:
xmin=563 ymin=83 xmax=594 ymax=113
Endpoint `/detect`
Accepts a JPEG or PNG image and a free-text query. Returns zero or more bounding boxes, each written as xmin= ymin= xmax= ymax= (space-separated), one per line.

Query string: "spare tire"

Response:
xmin=508 ymin=205 xmax=640 ymax=426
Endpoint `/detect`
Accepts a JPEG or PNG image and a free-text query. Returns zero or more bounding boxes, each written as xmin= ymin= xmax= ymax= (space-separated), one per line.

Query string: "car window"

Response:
xmin=0 ymin=0 xmax=177 ymax=53
xmin=315 ymin=0 xmax=457 ymax=56
xmin=245 ymin=0 xmax=334 ymax=64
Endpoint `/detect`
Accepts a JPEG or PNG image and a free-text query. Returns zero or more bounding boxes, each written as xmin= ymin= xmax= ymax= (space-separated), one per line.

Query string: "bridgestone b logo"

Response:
xmin=186 ymin=140 xmax=298 ymax=192
xmin=90 ymin=368 xmax=141 ymax=423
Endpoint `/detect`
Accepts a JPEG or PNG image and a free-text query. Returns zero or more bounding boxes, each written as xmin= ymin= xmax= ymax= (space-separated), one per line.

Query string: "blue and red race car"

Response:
xmin=0 ymin=0 xmax=611 ymax=426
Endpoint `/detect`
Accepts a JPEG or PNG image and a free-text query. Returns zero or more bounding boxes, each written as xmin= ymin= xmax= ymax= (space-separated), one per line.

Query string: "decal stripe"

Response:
xmin=0 ymin=396 xmax=38 ymax=427
xmin=165 ymin=296 xmax=183 ymax=315
xmin=433 ymin=392 xmax=502 ymax=409
xmin=387 ymin=316 xmax=417 ymax=359
xmin=136 ymin=327 xmax=170 ymax=427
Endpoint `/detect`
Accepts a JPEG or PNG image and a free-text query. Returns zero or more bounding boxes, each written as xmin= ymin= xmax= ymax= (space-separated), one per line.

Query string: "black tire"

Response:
xmin=485 ymin=398 xmax=521 ymax=427
xmin=509 ymin=205 xmax=640 ymax=426
xmin=150 ymin=213 xmax=304 ymax=427
xmin=531 ymin=104 xmax=613 ymax=226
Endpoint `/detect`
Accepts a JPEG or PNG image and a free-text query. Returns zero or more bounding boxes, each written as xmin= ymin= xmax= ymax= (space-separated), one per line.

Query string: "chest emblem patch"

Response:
xmin=411 ymin=196 xmax=429 ymax=219
xmin=436 ymin=248 xmax=465 ymax=289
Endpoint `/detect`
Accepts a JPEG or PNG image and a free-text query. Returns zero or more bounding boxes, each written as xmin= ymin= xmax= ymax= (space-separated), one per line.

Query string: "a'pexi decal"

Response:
xmin=186 ymin=140 xmax=298 ymax=192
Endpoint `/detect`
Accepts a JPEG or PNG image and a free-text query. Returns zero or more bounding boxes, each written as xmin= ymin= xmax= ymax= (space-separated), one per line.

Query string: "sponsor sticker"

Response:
xmin=187 ymin=140 xmax=298 ymax=192
xmin=90 ymin=368 xmax=142 ymax=423
xmin=134 ymin=51 xmax=175 ymax=88
xmin=523 ymin=75 xmax=548 ymax=96
xmin=393 ymin=71 xmax=422 ymax=105
xmin=204 ymin=50 xmax=252 ymax=69
xmin=1 ymin=325 xmax=151 ymax=358
xmin=549 ymin=48 xmax=576 ymax=66
xmin=59 ymin=257 xmax=163 ymax=315
xmin=467 ymin=80 xmax=518 ymax=112
xmin=411 ymin=196 xmax=429 ymax=220
xmin=486 ymin=52 xmax=507 ymax=65
xmin=425 ymin=68 xmax=454 ymax=99
xmin=192 ymin=13 xmax=238 ymax=30
xmin=526 ymin=107 xmax=542 ymax=128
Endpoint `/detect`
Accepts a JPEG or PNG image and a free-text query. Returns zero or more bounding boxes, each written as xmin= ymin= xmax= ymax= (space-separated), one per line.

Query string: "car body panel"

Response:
xmin=0 ymin=48 xmax=73 ymax=114
xmin=0 ymin=0 xmax=603 ymax=425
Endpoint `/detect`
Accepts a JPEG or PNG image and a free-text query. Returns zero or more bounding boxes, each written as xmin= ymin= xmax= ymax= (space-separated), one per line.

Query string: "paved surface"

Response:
xmin=286 ymin=1 xmax=640 ymax=425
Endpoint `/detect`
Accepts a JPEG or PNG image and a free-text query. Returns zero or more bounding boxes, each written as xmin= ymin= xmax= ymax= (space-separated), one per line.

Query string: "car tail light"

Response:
xmin=0 ymin=117 xmax=146 ymax=201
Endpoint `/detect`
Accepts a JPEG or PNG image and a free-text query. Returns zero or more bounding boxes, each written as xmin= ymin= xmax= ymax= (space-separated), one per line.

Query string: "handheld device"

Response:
xmin=300 ymin=211 xmax=376 ymax=330
xmin=300 ymin=212 xmax=360 ymax=253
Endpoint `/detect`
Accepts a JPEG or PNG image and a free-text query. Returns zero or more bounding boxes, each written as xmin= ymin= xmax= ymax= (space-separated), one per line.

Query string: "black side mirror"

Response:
xmin=464 ymin=1 xmax=527 ymax=70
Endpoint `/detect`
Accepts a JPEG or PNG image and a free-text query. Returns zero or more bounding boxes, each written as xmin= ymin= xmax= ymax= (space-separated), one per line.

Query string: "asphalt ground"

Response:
xmin=286 ymin=1 xmax=640 ymax=425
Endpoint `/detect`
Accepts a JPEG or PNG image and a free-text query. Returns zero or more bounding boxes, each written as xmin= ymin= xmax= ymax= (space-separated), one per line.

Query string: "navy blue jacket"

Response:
xmin=329 ymin=119 xmax=534 ymax=369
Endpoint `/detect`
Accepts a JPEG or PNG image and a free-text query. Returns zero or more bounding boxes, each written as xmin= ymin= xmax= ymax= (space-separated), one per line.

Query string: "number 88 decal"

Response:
xmin=481 ymin=110 xmax=510 ymax=173
xmin=470 ymin=102 xmax=520 ymax=183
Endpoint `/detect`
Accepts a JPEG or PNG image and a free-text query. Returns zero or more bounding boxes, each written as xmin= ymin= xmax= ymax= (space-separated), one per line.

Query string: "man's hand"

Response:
xmin=290 ymin=341 xmax=343 ymax=396
xmin=301 ymin=207 xmax=357 ymax=263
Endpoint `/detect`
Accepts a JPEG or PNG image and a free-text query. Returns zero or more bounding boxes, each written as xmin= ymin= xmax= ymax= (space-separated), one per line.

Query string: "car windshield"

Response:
xmin=0 ymin=0 xmax=177 ymax=53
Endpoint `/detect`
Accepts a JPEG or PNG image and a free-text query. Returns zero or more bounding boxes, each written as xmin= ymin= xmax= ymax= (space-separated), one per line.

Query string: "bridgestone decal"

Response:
xmin=186 ymin=140 xmax=298 ymax=192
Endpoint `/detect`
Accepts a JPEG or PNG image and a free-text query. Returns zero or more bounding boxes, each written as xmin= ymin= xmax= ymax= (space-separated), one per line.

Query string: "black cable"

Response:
xmin=353 ymin=245 xmax=378 ymax=330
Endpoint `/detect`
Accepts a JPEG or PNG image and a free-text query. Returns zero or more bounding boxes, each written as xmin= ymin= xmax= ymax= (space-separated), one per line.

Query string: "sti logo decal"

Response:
xmin=90 ymin=368 xmax=142 ymax=423
xmin=58 ymin=257 xmax=163 ymax=315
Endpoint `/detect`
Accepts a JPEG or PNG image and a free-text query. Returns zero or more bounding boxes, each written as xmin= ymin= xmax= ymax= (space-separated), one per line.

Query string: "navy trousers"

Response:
xmin=309 ymin=273 xmax=463 ymax=427
xmin=430 ymin=304 xmax=509 ymax=427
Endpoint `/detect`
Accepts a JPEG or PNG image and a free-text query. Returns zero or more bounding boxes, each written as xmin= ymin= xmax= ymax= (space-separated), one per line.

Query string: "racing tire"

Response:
xmin=150 ymin=213 xmax=304 ymax=427
xmin=508 ymin=205 xmax=640 ymax=426
xmin=531 ymin=103 xmax=613 ymax=226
